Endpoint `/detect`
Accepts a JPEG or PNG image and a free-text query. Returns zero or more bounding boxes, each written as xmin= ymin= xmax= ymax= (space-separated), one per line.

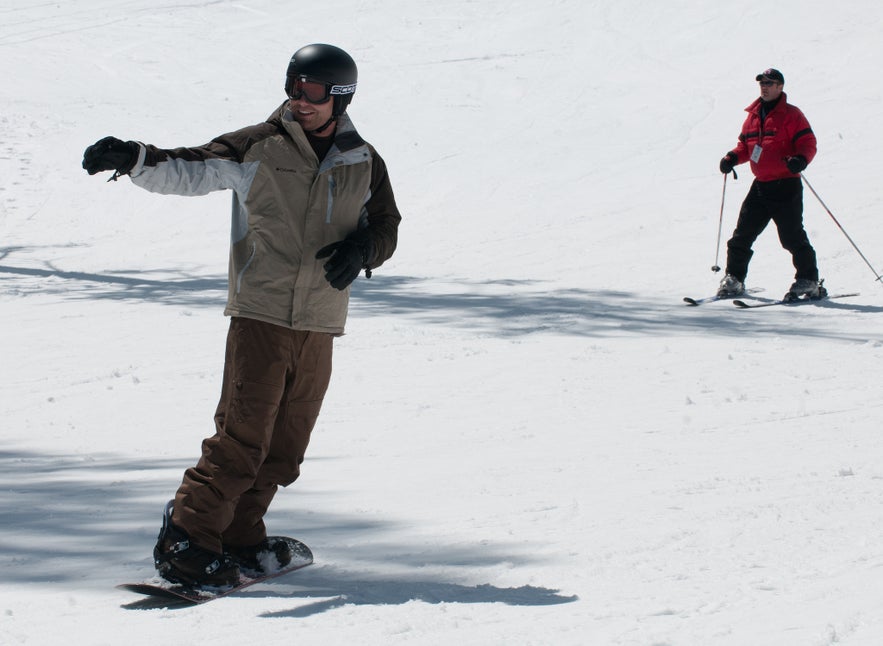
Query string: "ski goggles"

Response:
xmin=285 ymin=76 xmax=357 ymax=104
xmin=286 ymin=76 xmax=332 ymax=104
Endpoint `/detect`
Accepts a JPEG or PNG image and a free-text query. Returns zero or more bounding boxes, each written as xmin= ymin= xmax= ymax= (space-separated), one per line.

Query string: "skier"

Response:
xmin=716 ymin=68 xmax=824 ymax=300
xmin=82 ymin=44 xmax=401 ymax=586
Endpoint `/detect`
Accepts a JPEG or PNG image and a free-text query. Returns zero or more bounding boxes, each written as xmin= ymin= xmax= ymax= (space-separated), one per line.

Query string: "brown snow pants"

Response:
xmin=172 ymin=317 xmax=333 ymax=553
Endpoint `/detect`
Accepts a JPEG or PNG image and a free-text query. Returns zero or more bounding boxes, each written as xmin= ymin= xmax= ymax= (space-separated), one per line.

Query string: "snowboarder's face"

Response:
xmin=289 ymin=94 xmax=335 ymax=135
xmin=758 ymin=79 xmax=783 ymax=102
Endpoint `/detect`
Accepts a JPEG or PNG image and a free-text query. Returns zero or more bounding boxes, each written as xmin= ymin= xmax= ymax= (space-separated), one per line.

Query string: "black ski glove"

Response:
xmin=786 ymin=155 xmax=807 ymax=174
xmin=719 ymin=152 xmax=737 ymax=174
xmin=315 ymin=229 xmax=374 ymax=290
xmin=82 ymin=136 xmax=139 ymax=177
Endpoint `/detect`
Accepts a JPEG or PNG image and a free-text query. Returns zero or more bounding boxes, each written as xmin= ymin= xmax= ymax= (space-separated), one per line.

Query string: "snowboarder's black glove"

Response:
xmin=719 ymin=152 xmax=737 ymax=174
xmin=785 ymin=155 xmax=807 ymax=174
xmin=315 ymin=229 xmax=374 ymax=290
xmin=82 ymin=136 xmax=139 ymax=177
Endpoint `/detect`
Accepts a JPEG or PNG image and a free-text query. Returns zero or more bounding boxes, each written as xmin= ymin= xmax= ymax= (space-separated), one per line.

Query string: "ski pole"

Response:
xmin=711 ymin=173 xmax=727 ymax=272
xmin=801 ymin=173 xmax=883 ymax=285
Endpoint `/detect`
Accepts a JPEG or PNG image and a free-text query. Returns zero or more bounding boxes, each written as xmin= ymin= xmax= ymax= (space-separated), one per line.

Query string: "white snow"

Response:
xmin=3 ymin=1 xmax=883 ymax=644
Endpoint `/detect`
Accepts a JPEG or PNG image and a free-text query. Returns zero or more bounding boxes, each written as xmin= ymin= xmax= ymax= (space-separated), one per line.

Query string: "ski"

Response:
xmin=684 ymin=287 xmax=763 ymax=306
xmin=733 ymin=293 xmax=859 ymax=309
xmin=684 ymin=294 xmax=723 ymax=306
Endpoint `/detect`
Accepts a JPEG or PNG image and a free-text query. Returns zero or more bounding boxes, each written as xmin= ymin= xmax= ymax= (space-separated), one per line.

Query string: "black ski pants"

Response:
xmin=725 ymin=177 xmax=818 ymax=283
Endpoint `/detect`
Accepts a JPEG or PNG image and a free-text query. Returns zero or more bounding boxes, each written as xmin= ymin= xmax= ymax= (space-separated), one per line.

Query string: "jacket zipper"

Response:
xmin=235 ymin=241 xmax=256 ymax=294
xmin=325 ymin=176 xmax=336 ymax=224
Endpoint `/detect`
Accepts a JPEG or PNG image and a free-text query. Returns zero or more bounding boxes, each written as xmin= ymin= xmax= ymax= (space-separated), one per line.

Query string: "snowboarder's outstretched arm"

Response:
xmin=81 ymin=124 xmax=271 ymax=197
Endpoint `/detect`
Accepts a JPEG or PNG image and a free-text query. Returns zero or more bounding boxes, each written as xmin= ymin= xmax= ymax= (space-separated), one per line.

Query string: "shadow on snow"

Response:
xmin=254 ymin=568 xmax=578 ymax=617
xmin=0 ymin=448 xmax=576 ymax=611
xmin=2 ymin=255 xmax=880 ymax=339
xmin=0 ymin=262 xmax=227 ymax=308
xmin=352 ymin=275 xmax=883 ymax=340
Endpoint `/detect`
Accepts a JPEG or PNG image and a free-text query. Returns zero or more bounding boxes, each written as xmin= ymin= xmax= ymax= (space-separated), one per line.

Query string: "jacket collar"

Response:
xmin=745 ymin=91 xmax=788 ymax=115
xmin=270 ymin=103 xmax=369 ymax=169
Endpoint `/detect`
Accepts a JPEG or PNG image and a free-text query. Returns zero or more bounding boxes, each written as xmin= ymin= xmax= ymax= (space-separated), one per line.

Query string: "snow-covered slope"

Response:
xmin=3 ymin=1 xmax=883 ymax=644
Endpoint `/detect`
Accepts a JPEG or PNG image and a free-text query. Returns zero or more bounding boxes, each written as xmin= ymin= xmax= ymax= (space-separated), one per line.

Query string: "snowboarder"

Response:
xmin=82 ymin=44 xmax=401 ymax=586
xmin=716 ymin=68 xmax=824 ymax=300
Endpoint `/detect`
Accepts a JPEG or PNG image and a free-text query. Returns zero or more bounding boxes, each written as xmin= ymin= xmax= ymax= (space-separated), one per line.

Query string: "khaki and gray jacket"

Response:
xmin=128 ymin=104 xmax=401 ymax=334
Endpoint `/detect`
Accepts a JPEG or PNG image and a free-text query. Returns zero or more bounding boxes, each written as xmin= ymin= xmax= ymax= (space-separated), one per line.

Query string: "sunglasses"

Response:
xmin=285 ymin=76 xmax=332 ymax=104
xmin=758 ymin=80 xmax=780 ymax=87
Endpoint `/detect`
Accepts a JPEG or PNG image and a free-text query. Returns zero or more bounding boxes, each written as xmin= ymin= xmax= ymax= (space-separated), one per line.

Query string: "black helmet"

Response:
xmin=285 ymin=44 xmax=357 ymax=117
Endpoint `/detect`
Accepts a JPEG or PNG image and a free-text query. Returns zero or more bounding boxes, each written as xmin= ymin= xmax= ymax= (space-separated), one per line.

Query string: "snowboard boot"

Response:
xmin=153 ymin=501 xmax=240 ymax=587
xmin=717 ymin=274 xmax=745 ymax=298
xmin=225 ymin=537 xmax=293 ymax=576
xmin=786 ymin=278 xmax=827 ymax=301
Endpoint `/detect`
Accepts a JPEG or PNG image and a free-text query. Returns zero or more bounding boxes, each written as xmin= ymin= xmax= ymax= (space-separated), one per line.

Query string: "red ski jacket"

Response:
xmin=729 ymin=92 xmax=817 ymax=182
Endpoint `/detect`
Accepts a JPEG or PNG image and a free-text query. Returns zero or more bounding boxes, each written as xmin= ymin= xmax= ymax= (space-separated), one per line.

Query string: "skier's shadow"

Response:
xmin=244 ymin=565 xmax=578 ymax=617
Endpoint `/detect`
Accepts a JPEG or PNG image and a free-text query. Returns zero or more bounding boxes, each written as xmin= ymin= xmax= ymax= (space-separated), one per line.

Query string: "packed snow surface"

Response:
xmin=2 ymin=1 xmax=883 ymax=644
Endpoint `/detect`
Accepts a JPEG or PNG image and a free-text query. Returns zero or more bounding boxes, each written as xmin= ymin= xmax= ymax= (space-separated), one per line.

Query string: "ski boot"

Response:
xmin=717 ymin=274 xmax=745 ymax=298
xmin=784 ymin=278 xmax=827 ymax=302
xmin=153 ymin=501 xmax=240 ymax=587
xmin=225 ymin=537 xmax=293 ymax=576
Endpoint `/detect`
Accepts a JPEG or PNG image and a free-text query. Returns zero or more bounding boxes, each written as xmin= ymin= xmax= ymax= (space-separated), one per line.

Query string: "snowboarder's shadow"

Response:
xmin=120 ymin=573 xmax=578 ymax=613
xmin=122 ymin=595 xmax=195 ymax=610
xmin=247 ymin=566 xmax=578 ymax=617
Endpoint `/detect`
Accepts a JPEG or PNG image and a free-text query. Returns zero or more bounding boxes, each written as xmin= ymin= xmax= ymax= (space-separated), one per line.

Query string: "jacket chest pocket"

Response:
xmin=760 ymin=128 xmax=779 ymax=143
xmin=759 ymin=127 xmax=788 ymax=158
xmin=320 ymin=167 xmax=370 ymax=228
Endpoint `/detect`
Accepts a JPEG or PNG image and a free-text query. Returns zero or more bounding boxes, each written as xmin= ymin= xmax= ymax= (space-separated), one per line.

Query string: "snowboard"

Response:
xmin=118 ymin=536 xmax=313 ymax=605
